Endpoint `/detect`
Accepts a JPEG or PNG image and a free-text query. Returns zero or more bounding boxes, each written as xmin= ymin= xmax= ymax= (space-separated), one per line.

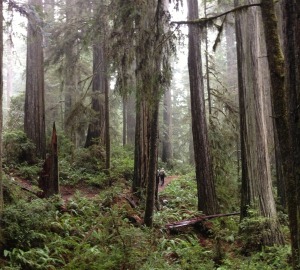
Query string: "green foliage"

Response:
xmin=56 ymin=132 xmax=75 ymax=160
xmin=159 ymin=234 xmax=215 ymax=270
xmin=110 ymin=145 xmax=134 ymax=180
xmin=58 ymin=144 xmax=134 ymax=186
xmin=16 ymin=163 xmax=40 ymax=183
xmin=5 ymin=93 xmax=25 ymax=131
xmin=3 ymin=131 xmax=36 ymax=166
xmin=1 ymin=199 xmax=56 ymax=250
xmin=218 ymin=245 xmax=292 ymax=270
xmin=84 ymin=172 xmax=109 ymax=188
xmin=238 ymin=209 xmax=284 ymax=253
xmin=209 ymin=116 xmax=240 ymax=212
xmin=164 ymin=160 xmax=194 ymax=176
xmin=159 ymin=174 xmax=197 ymax=210
xmin=0 ymin=172 xmax=293 ymax=270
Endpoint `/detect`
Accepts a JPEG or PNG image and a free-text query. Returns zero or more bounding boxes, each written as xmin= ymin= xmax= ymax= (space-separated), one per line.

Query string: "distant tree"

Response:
xmin=123 ymin=94 xmax=135 ymax=146
xmin=111 ymin=0 xmax=136 ymax=147
xmin=24 ymin=0 xmax=46 ymax=160
xmin=162 ymin=87 xmax=173 ymax=165
xmin=187 ymin=0 xmax=218 ymax=215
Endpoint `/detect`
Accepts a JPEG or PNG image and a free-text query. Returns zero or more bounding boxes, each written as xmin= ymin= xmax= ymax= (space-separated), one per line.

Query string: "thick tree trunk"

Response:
xmin=132 ymin=0 xmax=169 ymax=226
xmin=85 ymin=43 xmax=106 ymax=147
xmin=24 ymin=0 xmax=46 ymax=160
xmin=235 ymin=0 xmax=283 ymax=245
xmin=63 ymin=0 xmax=79 ymax=145
xmin=187 ymin=0 xmax=218 ymax=215
xmin=144 ymin=103 xmax=159 ymax=227
xmin=280 ymin=1 xmax=300 ymax=268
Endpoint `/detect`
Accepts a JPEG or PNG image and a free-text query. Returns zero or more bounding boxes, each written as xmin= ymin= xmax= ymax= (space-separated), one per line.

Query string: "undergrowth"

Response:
xmin=0 ymin=134 xmax=292 ymax=269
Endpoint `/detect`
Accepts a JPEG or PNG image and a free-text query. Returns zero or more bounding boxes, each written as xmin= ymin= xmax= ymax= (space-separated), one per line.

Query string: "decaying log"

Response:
xmin=124 ymin=196 xmax=137 ymax=209
xmin=166 ymin=212 xmax=240 ymax=231
xmin=9 ymin=180 xmax=40 ymax=196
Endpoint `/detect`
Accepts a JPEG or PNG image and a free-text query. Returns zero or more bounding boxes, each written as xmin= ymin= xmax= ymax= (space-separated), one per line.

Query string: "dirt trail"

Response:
xmin=158 ymin=175 xmax=178 ymax=192
xmin=9 ymin=174 xmax=178 ymax=201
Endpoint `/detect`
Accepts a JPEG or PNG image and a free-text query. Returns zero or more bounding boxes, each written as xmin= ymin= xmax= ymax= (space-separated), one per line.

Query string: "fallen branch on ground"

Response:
xmin=166 ymin=212 xmax=240 ymax=231
xmin=9 ymin=180 xmax=41 ymax=197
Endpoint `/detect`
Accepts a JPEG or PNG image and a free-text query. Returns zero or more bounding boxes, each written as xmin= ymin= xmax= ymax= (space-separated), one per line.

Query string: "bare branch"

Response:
xmin=4 ymin=0 xmax=29 ymax=16
xmin=172 ymin=3 xmax=261 ymax=26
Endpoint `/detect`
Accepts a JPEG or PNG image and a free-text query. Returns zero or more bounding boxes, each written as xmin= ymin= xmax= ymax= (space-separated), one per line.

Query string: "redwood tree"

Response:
xmin=268 ymin=0 xmax=300 ymax=267
xmin=235 ymin=0 xmax=283 ymax=246
xmin=24 ymin=0 xmax=46 ymax=160
xmin=187 ymin=0 xmax=218 ymax=215
xmin=0 ymin=0 xmax=3 ymax=213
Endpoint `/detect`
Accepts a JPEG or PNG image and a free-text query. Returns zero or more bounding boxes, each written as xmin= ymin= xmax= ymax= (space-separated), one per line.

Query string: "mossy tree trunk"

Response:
xmin=235 ymin=0 xmax=283 ymax=246
xmin=187 ymin=0 xmax=218 ymax=215
xmin=132 ymin=0 xmax=170 ymax=226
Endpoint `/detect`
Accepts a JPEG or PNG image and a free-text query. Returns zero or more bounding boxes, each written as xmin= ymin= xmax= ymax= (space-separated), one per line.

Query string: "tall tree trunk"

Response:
xmin=85 ymin=43 xmax=106 ymax=147
xmin=0 ymin=0 xmax=3 ymax=213
xmin=123 ymin=94 xmax=136 ymax=146
xmin=161 ymin=0 xmax=173 ymax=166
xmin=24 ymin=0 xmax=46 ymax=160
xmin=133 ymin=0 xmax=169 ymax=226
xmin=187 ymin=0 xmax=218 ymax=215
xmin=235 ymin=0 xmax=283 ymax=245
xmin=162 ymin=87 xmax=173 ymax=164
xmin=64 ymin=0 xmax=78 ymax=144
xmin=279 ymin=0 xmax=300 ymax=267
xmin=6 ymin=37 xmax=12 ymax=110
xmin=204 ymin=0 xmax=212 ymax=115
xmin=104 ymin=64 xmax=110 ymax=179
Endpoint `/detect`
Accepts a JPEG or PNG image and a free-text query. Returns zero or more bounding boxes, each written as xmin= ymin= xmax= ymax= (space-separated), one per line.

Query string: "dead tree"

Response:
xmin=39 ymin=122 xmax=59 ymax=197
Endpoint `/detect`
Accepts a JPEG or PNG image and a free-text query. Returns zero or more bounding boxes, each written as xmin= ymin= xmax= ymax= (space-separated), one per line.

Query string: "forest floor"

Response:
xmin=9 ymin=174 xmax=178 ymax=202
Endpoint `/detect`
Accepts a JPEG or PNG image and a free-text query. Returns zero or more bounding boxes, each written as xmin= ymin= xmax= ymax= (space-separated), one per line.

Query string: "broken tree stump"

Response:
xmin=39 ymin=122 xmax=59 ymax=198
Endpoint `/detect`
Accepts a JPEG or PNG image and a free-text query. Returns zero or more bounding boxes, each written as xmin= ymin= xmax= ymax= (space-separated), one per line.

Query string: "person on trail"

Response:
xmin=156 ymin=170 xmax=160 ymax=185
xmin=159 ymin=168 xmax=166 ymax=186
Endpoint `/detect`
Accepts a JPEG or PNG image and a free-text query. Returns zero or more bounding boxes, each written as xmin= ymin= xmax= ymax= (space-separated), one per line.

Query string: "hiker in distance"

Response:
xmin=159 ymin=168 xmax=166 ymax=186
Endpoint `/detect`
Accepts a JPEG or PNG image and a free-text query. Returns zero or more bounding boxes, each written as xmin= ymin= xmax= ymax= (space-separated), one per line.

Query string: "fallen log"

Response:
xmin=166 ymin=212 xmax=240 ymax=231
xmin=9 ymin=179 xmax=41 ymax=197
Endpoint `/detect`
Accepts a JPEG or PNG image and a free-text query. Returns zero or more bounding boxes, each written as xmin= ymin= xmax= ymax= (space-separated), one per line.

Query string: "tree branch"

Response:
xmin=172 ymin=3 xmax=261 ymax=26
xmin=4 ymin=0 xmax=29 ymax=16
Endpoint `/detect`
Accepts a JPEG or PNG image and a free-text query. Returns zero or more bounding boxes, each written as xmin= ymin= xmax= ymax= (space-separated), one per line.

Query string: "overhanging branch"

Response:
xmin=172 ymin=3 xmax=261 ymax=26
xmin=4 ymin=0 xmax=29 ymax=16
